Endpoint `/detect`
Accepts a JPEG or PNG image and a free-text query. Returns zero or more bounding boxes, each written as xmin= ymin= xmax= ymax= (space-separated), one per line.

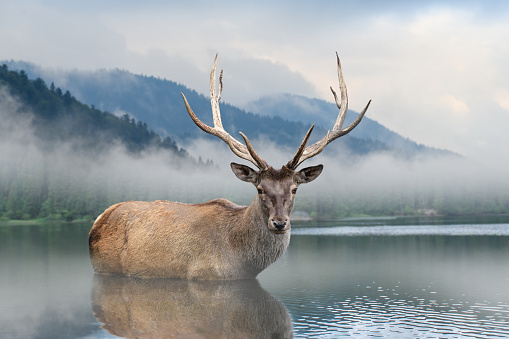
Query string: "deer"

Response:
xmin=89 ymin=53 xmax=371 ymax=280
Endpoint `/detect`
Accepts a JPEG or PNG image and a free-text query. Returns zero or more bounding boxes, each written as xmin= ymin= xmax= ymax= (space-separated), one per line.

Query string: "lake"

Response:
xmin=1 ymin=216 xmax=509 ymax=338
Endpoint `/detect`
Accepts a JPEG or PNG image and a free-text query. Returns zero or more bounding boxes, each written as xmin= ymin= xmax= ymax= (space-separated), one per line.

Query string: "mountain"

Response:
xmin=245 ymin=93 xmax=432 ymax=156
xmin=2 ymin=61 xmax=452 ymax=160
xmin=0 ymin=64 xmax=193 ymax=161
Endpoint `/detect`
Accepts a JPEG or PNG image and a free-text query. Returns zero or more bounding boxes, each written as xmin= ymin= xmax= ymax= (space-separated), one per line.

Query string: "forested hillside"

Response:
xmin=0 ymin=64 xmax=191 ymax=157
xmin=0 ymin=64 xmax=206 ymax=221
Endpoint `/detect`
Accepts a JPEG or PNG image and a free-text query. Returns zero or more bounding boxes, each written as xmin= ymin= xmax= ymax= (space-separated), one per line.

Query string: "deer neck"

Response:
xmin=230 ymin=195 xmax=290 ymax=273
xmin=245 ymin=194 xmax=269 ymax=226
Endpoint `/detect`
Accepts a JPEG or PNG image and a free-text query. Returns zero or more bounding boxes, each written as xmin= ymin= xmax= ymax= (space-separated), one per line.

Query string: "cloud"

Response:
xmin=439 ymin=94 xmax=469 ymax=118
xmin=495 ymin=90 xmax=509 ymax=112
xmin=215 ymin=56 xmax=319 ymax=107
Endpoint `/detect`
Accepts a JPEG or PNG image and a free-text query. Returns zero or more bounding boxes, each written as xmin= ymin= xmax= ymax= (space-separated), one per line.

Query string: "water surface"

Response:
xmin=1 ymin=216 xmax=509 ymax=338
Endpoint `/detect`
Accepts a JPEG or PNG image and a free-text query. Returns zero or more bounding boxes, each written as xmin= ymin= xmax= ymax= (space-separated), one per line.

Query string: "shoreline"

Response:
xmin=3 ymin=213 xmax=509 ymax=227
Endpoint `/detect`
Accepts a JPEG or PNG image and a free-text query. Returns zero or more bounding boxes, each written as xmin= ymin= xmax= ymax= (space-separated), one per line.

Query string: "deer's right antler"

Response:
xmin=181 ymin=54 xmax=268 ymax=170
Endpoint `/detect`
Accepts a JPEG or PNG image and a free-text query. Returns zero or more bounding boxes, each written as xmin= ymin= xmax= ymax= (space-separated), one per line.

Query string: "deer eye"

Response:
xmin=257 ymin=188 xmax=264 ymax=195
xmin=292 ymin=188 xmax=298 ymax=194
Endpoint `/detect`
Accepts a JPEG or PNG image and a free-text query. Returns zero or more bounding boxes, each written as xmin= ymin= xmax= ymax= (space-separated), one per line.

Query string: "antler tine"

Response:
xmin=333 ymin=52 xmax=348 ymax=131
xmin=210 ymin=54 xmax=223 ymax=130
xmin=181 ymin=54 xmax=268 ymax=170
xmin=287 ymin=52 xmax=370 ymax=169
xmin=239 ymin=132 xmax=268 ymax=169
xmin=218 ymin=70 xmax=223 ymax=102
xmin=330 ymin=86 xmax=341 ymax=110
xmin=291 ymin=130 xmax=329 ymax=169
xmin=286 ymin=124 xmax=314 ymax=170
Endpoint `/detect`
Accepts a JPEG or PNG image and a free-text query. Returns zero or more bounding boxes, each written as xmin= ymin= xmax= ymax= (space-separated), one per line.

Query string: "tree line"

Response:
xmin=3 ymin=152 xmax=508 ymax=222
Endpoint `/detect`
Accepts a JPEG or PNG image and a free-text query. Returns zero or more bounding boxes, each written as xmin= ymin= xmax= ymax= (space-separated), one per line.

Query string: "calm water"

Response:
xmin=1 ymin=216 xmax=509 ymax=338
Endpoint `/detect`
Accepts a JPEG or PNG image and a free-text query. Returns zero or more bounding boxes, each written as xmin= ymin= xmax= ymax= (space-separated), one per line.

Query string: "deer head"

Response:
xmin=230 ymin=162 xmax=323 ymax=233
xmin=181 ymin=53 xmax=371 ymax=233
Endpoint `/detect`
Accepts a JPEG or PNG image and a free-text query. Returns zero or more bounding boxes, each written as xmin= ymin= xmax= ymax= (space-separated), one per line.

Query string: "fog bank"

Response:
xmin=1 ymin=89 xmax=507 ymax=220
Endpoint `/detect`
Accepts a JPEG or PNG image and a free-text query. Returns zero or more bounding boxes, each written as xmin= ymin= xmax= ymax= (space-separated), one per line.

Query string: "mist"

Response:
xmin=1 ymin=87 xmax=507 ymax=221
xmin=196 ymin=136 xmax=508 ymax=217
xmin=0 ymin=88 xmax=253 ymax=221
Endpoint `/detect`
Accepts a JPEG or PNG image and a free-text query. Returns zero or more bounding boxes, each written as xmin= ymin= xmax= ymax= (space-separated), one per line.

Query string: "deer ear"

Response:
xmin=296 ymin=164 xmax=323 ymax=184
xmin=231 ymin=163 xmax=259 ymax=183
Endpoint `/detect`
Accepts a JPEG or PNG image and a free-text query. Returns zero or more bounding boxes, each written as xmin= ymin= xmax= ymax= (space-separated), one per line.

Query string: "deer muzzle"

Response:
xmin=271 ymin=219 xmax=288 ymax=233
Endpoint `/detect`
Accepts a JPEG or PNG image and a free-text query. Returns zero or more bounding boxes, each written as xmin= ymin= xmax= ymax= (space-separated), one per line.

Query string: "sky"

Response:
xmin=1 ymin=0 xmax=509 ymax=170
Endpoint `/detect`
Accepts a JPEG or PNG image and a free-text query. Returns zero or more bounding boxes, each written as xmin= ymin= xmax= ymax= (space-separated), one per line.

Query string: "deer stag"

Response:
xmin=89 ymin=53 xmax=371 ymax=280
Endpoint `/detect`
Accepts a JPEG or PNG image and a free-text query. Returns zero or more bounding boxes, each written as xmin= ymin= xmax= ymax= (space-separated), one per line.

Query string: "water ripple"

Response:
xmin=284 ymin=289 xmax=509 ymax=338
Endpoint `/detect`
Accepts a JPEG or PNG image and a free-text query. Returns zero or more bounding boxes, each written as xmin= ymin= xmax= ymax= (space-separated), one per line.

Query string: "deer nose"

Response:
xmin=272 ymin=220 xmax=287 ymax=231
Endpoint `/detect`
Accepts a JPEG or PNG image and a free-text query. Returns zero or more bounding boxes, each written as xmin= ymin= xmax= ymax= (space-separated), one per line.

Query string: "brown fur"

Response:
xmin=89 ymin=165 xmax=322 ymax=280
xmin=89 ymin=198 xmax=290 ymax=279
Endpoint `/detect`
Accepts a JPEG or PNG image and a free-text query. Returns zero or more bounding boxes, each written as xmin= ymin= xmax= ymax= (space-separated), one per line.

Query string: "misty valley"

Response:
xmin=2 ymin=56 xmax=509 ymax=339
xmin=2 ymin=63 xmax=509 ymax=224
xmin=1 ymin=218 xmax=509 ymax=338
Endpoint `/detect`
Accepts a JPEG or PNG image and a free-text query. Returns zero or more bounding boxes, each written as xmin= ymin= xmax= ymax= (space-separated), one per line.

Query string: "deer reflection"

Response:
xmin=92 ymin=275 xmax=293 ymax=338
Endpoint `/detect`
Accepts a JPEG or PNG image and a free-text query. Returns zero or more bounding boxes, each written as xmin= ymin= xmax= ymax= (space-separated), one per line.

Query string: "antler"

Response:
xmin=286 ymin=52 xmax=371 ymax=170
xmin=181 ymin=54 xmax=268 ymax=170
